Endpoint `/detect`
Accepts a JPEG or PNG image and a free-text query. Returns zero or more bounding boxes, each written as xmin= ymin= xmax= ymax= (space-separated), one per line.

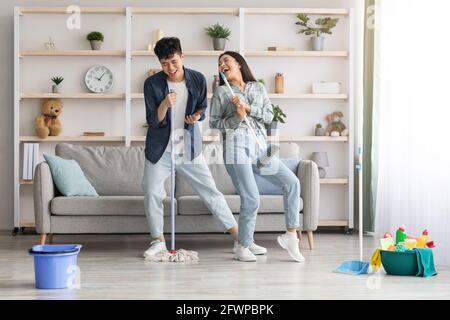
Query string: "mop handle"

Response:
xmin=169 ymin=88 xmax=176 ymax=252
xmin=357 ymin=145 xmax=363 ymax=261
xmin=219 ymin=73 xmax=264 ymax=149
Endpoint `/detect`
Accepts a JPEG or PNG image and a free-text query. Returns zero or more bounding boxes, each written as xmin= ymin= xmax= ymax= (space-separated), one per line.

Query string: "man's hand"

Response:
xmin=231 ymin=96 xmax=250 ymax=119
xmin=185 ymin=112 xmax=201 ymax=124
xmin=163 ymin=91 xmax=177 ymax=108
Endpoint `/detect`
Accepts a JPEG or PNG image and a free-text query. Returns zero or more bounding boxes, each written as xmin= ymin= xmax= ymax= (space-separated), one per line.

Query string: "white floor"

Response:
xmin=0 ymin=232 xmax=448 ymax=300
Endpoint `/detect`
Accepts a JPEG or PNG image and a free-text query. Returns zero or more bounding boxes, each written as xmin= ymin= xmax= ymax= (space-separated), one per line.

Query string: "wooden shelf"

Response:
xmin=131 ymin=93 xmax=347 ymax=100
xmin=132 ymin=50 xmax=227 ymax=57
xmin=21 ymin=93 xmax=125 ymax=99
xmin=245 ymin=51 xmax=348 ymax=57
xmin=195 ymin=136 xmax=348 ymax=142
xmin=19 ymin=179 xmax=33 ymax=185
xmin=320 ymin=178 xmax=349 ymax=185
xmin=19 ymin=7 xmax=126 ymax=14
xmin=245 ymin=8 xmax=349 ymax=15
xmin=20 ymin=50 xmax=125 ymax=57
xmin=20 ymin=136 xmax=125 ymax=142
xmin=132 ymin=7 xmax=239 ymax=15
xmin=268 ymin=93 xmax=348 ymax=100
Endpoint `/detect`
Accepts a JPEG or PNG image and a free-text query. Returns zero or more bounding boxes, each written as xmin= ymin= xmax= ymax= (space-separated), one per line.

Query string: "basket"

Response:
xmin=380 ymin=250 xmax=418 ymax=276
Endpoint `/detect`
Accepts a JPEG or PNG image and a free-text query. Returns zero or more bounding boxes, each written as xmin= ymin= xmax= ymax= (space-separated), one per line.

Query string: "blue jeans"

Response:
xmin=223 ymin=129 xmax=300 ymax=247
xmin=142 ymin=151 xmax=237 ymax=238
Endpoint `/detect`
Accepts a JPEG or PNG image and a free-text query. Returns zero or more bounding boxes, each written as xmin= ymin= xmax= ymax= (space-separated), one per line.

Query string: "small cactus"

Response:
xmin=50 ymin=76 xmax=64 ymax=85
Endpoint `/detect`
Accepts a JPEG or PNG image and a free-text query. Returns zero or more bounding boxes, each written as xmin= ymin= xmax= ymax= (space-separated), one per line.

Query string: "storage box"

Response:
xmin=312 ymin=82 xmax=341 ymax=94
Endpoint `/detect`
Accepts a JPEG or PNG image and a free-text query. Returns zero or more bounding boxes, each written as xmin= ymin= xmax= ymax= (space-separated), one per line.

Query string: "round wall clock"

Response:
xmin=85 ymin=65 xmax=114 ymax=93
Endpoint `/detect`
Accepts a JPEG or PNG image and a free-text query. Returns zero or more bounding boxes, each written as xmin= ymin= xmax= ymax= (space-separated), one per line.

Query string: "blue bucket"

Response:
xmin=29 ymin=244 xmax=82 ymax=289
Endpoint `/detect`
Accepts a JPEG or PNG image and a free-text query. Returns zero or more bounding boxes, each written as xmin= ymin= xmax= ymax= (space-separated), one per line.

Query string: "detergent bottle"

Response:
xmin=416 ymin=229 xmax=429 ymax=248
xmin=396 ymin=225 xmax=407 ymax=244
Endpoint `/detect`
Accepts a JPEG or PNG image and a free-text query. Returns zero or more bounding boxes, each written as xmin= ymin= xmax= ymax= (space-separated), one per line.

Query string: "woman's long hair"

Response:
xmin=218 ymin=51 xmax=256 ymax=85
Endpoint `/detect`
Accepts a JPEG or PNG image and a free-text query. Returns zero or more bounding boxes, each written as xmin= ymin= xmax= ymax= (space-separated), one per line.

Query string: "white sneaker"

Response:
xmin=277 ymin=232 xmax=305 ymax=263
xmin=233 ymin=244 xmax=257 ymax=262
xmin=233 ymin=241 xmax=267 ymax=255
xmin=143 ymin=239 xmax=167 ymax=258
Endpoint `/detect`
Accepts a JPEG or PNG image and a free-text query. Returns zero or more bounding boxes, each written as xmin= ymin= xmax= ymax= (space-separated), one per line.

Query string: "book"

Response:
xmin=32 ymin=143 xmax=39 ymax=179
xmin=267 ymin=47 xmax=295 ymax=51
xmin=83 ymin=131 xmax=105 ymax=136
xmin=27 ymin=143 xmax=33 ymax=180
xmin=22 ymin=143 xmax=29 ymax=180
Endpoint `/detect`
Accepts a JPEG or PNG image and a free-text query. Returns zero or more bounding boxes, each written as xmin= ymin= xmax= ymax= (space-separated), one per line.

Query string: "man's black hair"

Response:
xmin=153 ymin=37 xmax=183 ymax=60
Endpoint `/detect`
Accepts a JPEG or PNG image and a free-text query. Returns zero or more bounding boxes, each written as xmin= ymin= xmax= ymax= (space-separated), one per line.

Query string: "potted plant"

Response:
xmin=295 ymin=13 xmax=339 ymax=51
xmin=315 ymin=123 xmax=325 ymax=136
xmin=50 ymin=76 xmax=63 ymax=93
xmin=205 ymin=23 xmax=231 ymax=51
xmin=86 ymin=31 xmax=104 ymax=50
xmin=266 ymin=104 xmax=286 ymax=136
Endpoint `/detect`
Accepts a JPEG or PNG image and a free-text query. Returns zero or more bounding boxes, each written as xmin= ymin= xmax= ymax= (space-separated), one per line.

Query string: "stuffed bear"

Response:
xmin=35 ymin=98 xmax=63 ymax=138
xmin=325 ymin=111 xmax=348 ymax=136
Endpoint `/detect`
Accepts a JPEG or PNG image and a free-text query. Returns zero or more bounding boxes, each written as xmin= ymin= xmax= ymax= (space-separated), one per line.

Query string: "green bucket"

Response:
xmin=381 ymin=250 xmax=418 ymax=276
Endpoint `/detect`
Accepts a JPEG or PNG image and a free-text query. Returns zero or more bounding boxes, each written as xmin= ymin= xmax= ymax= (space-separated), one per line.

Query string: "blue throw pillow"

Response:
xmin=254 ymin=159 xmax=301 ymax=195
xmin=43 ymin=154 xmax=99 ymax=197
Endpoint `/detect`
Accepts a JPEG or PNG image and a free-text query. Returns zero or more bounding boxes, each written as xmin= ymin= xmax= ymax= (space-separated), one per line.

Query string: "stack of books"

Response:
xmin=22 ymin=143 xmax=39 ymax=181
xmin=83 ymin=132 xmax=105 ymax=136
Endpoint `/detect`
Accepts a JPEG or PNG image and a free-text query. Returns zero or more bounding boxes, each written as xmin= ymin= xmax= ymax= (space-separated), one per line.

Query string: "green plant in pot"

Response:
xmin=86 ymin=31 xmax=104 ymax=50
xmin=205 ymin=23 xmax=231 ymax=51
xmin=315 ymin=123 xmax=325 ymax=136
xmin=295 ymin=13 xmax=339 ymax=51
xmin=266 ymin=104 xmax=286 ymax=136
xmin=50 ymin=76 xmax=63 ymax=93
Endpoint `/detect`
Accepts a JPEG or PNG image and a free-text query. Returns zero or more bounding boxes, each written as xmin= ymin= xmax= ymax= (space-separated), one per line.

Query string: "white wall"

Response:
xmin=0 ymin=0 xmax=364 ymax=230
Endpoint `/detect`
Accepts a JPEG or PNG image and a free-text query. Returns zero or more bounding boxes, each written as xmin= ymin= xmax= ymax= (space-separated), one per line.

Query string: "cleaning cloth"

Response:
xmin=415 ymin=248 xmax=437 ymax=277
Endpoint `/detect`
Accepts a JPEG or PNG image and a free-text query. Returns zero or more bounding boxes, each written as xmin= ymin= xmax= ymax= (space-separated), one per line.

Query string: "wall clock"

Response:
xmin=85 ymin=65 xmax=114 ymax=93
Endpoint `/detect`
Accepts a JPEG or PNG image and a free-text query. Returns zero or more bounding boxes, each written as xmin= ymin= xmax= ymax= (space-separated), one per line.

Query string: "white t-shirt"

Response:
xmin=166 ymin=80 xmax=188 ymax=153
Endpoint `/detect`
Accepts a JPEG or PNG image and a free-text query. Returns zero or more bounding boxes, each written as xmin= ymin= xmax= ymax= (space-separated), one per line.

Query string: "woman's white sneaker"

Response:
xmin=277 ymin=232 xmax=305 ymax=262
xmin=233 ymin=244 xmax=257 ymax=262
xmin=143 ymin=239 xmax=167 ymax=258
xmin=233 ymin=241 xmax=267 ymax=255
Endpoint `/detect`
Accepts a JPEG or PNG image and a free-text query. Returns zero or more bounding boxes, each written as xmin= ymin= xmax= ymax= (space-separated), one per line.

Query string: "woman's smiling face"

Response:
xmin=218 ymin=54 xmax=241 ymax=81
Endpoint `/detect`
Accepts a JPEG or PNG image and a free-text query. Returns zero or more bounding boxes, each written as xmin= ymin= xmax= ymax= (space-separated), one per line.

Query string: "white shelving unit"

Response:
xmin=14 ymin=6 xmax=354 ymax=232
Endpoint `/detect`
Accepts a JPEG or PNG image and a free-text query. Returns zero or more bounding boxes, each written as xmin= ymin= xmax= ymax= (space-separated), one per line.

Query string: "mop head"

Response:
xmin=145 ymin=249 xmax=199 ymax=263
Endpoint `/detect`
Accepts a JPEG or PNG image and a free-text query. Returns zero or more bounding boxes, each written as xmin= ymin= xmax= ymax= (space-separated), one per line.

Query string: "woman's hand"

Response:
xmin=185 ymin=112 xmax=201 ymax=124
xmin=232 ymin=96 xmax=250 ymax=119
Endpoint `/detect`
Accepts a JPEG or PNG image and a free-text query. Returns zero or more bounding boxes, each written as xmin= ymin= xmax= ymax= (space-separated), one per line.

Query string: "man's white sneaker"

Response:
xmin=233 ymin=241 xmax=267 ymax=255
xmin=233 ymin=244 xmax=257 ymax=262
xmin=143 ymin=239 xmax=167 ymax=258
xmin=277 ymin=233 xmax=306 ymax=263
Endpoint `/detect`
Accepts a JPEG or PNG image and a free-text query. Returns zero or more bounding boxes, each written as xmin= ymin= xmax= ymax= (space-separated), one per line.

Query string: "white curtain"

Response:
xmin=373 ymin=0 xmax=450 ymax=265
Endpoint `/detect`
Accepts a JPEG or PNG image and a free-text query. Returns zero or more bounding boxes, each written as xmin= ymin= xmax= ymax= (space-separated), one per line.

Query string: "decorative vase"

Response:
xmin=266 ymin=121 xmax=278 ymax=136
xmin=311 ymin=36 xmax=324 ymax=51
xmin=52 ymin=85 xmax=60 ymax=94
xmin=275 ymin=73 xmax=284 ymax=94
xmin=212 ymin=38 xmax=226 ymax=51
xmin=90 ymin=40 xmax=102 ymax=50
xmin=315 ymin=127 xmax=325 ymax=136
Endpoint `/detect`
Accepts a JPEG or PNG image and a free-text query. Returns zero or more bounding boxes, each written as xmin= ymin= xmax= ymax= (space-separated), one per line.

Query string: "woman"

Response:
xmin=210 ymin=51 xmax=305 ymax=263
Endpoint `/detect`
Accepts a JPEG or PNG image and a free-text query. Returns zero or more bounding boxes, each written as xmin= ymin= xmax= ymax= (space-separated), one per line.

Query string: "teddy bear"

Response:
xmin=35 ymin=98 xmax=63 ymax=138
xmin=325 ymin=111 xmax=348 ymax=137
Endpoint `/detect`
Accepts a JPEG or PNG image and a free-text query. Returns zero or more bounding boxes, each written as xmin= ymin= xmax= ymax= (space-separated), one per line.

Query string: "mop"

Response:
xmin=219 ymin=72 xmax=279 ymax=168
xmin=145 ymin=88 xmax=199 ymax=263
xmin=334 ymin=145 xmax=369 ymax=274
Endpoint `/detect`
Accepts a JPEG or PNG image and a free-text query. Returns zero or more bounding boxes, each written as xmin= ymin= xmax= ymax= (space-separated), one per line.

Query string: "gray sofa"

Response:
xmin=34 ymin=143 xmax=320 ymax=248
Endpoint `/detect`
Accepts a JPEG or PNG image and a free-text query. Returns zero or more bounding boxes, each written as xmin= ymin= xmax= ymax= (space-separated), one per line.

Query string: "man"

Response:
xmin=141 ymin=37 xmax=266 ymax=260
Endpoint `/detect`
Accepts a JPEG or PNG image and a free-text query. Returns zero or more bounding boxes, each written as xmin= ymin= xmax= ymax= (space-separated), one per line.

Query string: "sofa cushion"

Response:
xmin=175 ymin=163 xmax=237 ymax=197
xmin=51 ymin=196 xmax=174 ymax=216
xmin=177 ymin=195 xmax=303 ymax=215
xmin=43 ymin=154 xmax=99 ymax=197
xmin=55 ymin=143 xmax=171 ymax=196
